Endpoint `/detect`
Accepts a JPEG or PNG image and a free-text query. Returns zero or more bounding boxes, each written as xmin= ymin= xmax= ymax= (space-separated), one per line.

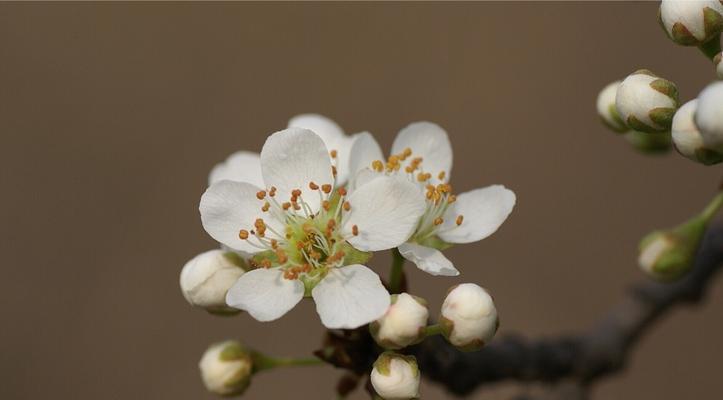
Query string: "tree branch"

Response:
xmin=409 ymin=225 xmax=723 ymax=397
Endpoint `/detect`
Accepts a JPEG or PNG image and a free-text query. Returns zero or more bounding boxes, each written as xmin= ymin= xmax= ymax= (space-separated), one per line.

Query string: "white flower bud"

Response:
xmin=715 ymin=53 xmax=723 ymax=79
xmin=672 ymin=99 xmax=723 ymax=165
xmin=596 ymin=81 xmax=628 ymax=133
xmin=615 ymin=70 xmax=679 ymax=133
xmin=370 ymin=293 xmax=429 ymax=350
xmin=370 ymin=352 xmax=420 ymax=400
xmin=659 ymin=0 xmax=723 ymax=46
xmin=199 ymin=340 xmax=253 ymax=396
xmin=440 ymin=283 xmax=498 ymax=351
xmin=180 ymin=250 xmax=246 ymax=314
xmin=694 ymin=81 xmax=723 ymax=154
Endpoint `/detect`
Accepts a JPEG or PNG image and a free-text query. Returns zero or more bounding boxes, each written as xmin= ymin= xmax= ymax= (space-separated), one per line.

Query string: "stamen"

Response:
xmin=321 ymin=184 xmax=332 ymax=194
xmin=322 ymin=200 xmax=331 ymax=211
xmin=456 ymin=215 xmax=464 ymax=226
xmin=352 ymin=225 xmax=359 ymax=236
xmin=372 ymin=160 xmax=384 ymax=172
xmin=269 ymin=187 xmax=277 ymax=197
xmin=434 ymin=217 xmax=444 ymax=226
xmin=331 ymin=165 xmax=337 ymax=177
xmin=256 ymin=191 xmax=266 ymax=200
xmin=330 ymin=149 xmax=338 ymax=158
xmin=337 ymin=187 xmax=347 ymax=196
xmin=402 ymin=147 xmax=412 ymax=159
xmin=261 ymin=202 xmax=270 ymax=212
xmin=343 ymin=201 xmax=351 ymax=211
xmin=291 ymin=189 xmax=302 ymax=198
xmin=238 ymin=230 xmax=249 ymax=240
xmin=282 ymin=202 xmax=291 ymax=210
xmin=438 ymin=171 xmax=446 ymax=180
xmin=309 ymin=182 xmax=319 ymax=190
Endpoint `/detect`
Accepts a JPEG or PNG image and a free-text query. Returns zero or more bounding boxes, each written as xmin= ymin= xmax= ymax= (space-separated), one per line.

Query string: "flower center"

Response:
xmin=237 ymin=160 xmax=360 ymax=281
xmin=370 ymin=147 xmax=464 ymax=242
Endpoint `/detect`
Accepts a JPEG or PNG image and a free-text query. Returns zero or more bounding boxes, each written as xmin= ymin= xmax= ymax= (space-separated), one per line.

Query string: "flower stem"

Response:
xmin=424 ymin=324 xmax=443 ymax=337
xmin=389 ymin=248 xmax=405 ymax=294
xmin=252 ymin=352 xmax=324 ymax=373
xmin=700 ymin=191 xmax=723 ymax=222
xmin=698 ymin=34 xmax=721 ymax=62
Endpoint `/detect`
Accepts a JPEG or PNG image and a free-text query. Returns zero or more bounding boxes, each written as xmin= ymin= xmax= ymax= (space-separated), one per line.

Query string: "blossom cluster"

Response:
xmin=180 ymin=114 xmax=515 ymax=398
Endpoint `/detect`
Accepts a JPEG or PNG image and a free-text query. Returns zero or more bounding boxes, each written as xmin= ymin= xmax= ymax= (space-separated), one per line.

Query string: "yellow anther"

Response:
xmin=282 ymin=202 xmax=291 ymax=210
xmin=276 ymin=249 xmax=288 ymax=264
xmin=327 ymin=219 xmax=336 ymax=229
xmin=417 ymin=172 xmax=431 ymax=182
xmin=338 ymin=187 xmax=347 ymax=196
xmin=371 ymin=160 xmax=384 ymax=172
xmin=256 ymin=191 xmax=267 ymax=200
xmin=456 ymin=215 xmax=464 ymax=226
xmin=331 ymin=165 xmax=337 ymax=177
xmin=330 ymin=149 xmax=338 ymax=158
xmin=321 ymin=184 xmax=332 ymax=194
xmin=402 ymin=147 xmax=412 ymax=158
xmin=271 ymin=239 xmax=278 ymax=249
xmin=238 ymin=230 xmax=249 ymax=240
xmin=291 ymin=189 xmax=302 ymax=197
xmin=438 ymin=171 xmax=446 ymax=180
xmin=269 ymin=187 xmax=277 ymax=197
xmin=434 ymin=217 xmax=444 ymax=226
xmin=343 ymin=201 xmax=351 ymax=211
xmin=261 ymin=202 xmax=270 ymax=212
xmin=448 ymin=194 xmax=457 ymax=204
xmin=322 ymin=200 xmax=331 ymax=211
xmin=352 ymin=225 xmax=359 ymax=236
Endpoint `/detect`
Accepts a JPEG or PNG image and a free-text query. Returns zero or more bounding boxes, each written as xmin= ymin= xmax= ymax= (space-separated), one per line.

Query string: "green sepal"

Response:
xmin=672 ymin=22 xmax=699 ymax=46
xmin=639 ymin=216 xmax=707 ymax=282
xmin=223 ymin=251 xmax=250 ymax=271
xmin=416 ymin=235 xmax=454 ymax=251
xmin=624 ymin=131 xmax=672 ymax=154
xmin=601 ymin=104 xmax=629 ymax=134
xmin=649 ymin=79 xmax=679 ymax=104
xmin=219 ymin=341 xmax=250 ymax=362
xmin=695 ymin=147 xmax=723 ymax=165
xmin=703 ymin=7 xmax=723 ymax=42
xmin=373 ymin=351 xmax=418 ymax=377
xmin=626 ymin=115 xmax=659 ymax=134
xmin=649 ymin=107 xmax=676 ymax=130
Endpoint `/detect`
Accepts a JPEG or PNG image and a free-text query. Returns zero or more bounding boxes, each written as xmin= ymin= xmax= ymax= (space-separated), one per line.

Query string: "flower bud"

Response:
xmin=440 ymin=283 xmax=498 ymax=351
xmin=180 ymin=250 xmax=246 ymax=314
xmin=597 ymin=81 xmax=628 ymax=133
xmin=694 ymin=81 xmax=723 ymax=154
xmin=370 ymin=352 xmax=420 ymax=400
xmin=672 ymin=99 xmax=723 ymax=165
xmin=659 ymin=0 xmax=723 ymax=46
xmin=615 ymin=70 xmax=679 ymax=133
xmin=199 ymin=340 xmax=253 ymax=396
xmin=715 ymin=53 xmax=723 ymax=79
xmin=624 ymin=130 xmax=672 ymax=154
xmin=370 ymin=293 xmax=429 ymax=350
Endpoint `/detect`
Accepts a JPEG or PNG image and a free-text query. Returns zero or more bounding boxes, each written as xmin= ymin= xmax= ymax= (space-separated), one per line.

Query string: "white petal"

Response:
xmin=343 ymin=176 xmax=426 ymax=251
xmin=349 ymin=167 xmax=384 ymax=192
xmin=398 ymin=243 xmax=459 ymax=276
xmin=260 ymin=128 xmax=334 ymax=213
xmin=225 ymin=268 xmax=304 ymax=322
xmin=438 ymin=185 xmax=516 ymax=244
xmin=348 ymin=132 xmax=384 ymax=187
xmin=312 ymin=265 xmax=390 ymax=329
xmin=288 ymin=114 xmax=355 ymax=185
xmin=199 ymin=181 xmax=280 ymax=253
xmin=208 ymin=151 xmax=264 ymax=187
xmin=391 ymin=122 xmax=452 ymax=184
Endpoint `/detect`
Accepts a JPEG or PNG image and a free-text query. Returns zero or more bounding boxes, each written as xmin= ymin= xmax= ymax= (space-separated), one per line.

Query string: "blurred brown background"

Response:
xmin=2 ymin=2 xmax=722 ymax=399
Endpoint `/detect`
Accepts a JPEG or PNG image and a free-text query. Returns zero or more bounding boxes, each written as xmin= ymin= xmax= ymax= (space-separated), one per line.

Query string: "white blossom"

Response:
xmin=694 ymin=81 xmax=723 ymax=154
xmin=596 ymin=81 xmax=628 ymax=133
xmin=200 ymin=128 xmax=426 ymax=328
xmin=347 ymin=122 xmax=516 ymax=277
xmin=659 ymin=0 xmax=723 ymax=46
xmin=440 ymin=283 xmax=498 ymax=351
xmin=370 ymin=352 xmax=420 ymax=400
xmin=179 ymin=250 xmax=246 ymax=314
xmin=370 ymin=293 xmax=429 ymax=349
xmin=199 ymin=340 xmax=253 ymax=396
xmin=615 ymin=70 xmax=678 ymax=133
xmin=671 ymin=99 xmax=723 ymax=165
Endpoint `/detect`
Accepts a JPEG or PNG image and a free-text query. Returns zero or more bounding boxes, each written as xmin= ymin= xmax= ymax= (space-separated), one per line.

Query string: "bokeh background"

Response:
xmin=2 ymin=2 xmax=722 ymax=399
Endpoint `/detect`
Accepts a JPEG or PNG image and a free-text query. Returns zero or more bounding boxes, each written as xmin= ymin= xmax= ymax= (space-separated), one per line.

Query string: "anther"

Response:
xmin=352 ymin=225 xmax=359 ymax=236
xmin=331 ymin=165 xmax=337 ymax=177
xmin=402 ymin=147 xmax=412 ymax=158
xmin=322 ymin=200 xmax=331 ymax=211
xmin=238 ymin=230 xmax=249 ymax=240
xmin=261 ymin=202 xmax=270 ymax=212
xmin=269 ymin=187 xmax=277 ymax=197
xmin=372 ymin=160 xmax=384 ymax=172
xmin=456 ymin=215 xmax=464 ymax=226
xmin=330 ymin=149 xmax=338 ymax=158
xmin=256 ymin=191 xmax=267 ymax=200
xmin=321 ymin=184 xmax=332 ymax=194
xmin=309 ymin=181 xmax=319 ymax=190
xmin=343 ymin=201 xmax=351 ymax=211
xmin=438 ymin=171 xmax=446 ymax=180
xmin=291 ymin=189 xmax=302 ymax=197
xmin=282 ymin=202 xmax=291 ymax=210
xmin=434 ymin=217 xmax=444 ymax=226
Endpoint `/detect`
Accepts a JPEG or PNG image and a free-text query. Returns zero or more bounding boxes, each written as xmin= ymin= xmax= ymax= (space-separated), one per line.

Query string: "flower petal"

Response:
xmin=288 ymin=114 xmax=355 ymax=185
xmin=208 ymin=151 xmax=264 ymax=187
xmin=438 ymin=185 xmax=516 ymax=244
xmin=225 ymin=268 xmax=304 ymax=322
xmin=260 ymin=128 xmax=334 ymax=213
xmin=349 ymin=167 xmax=384 ymax=192
xmin=312 ymin=265 xmax=390 ymax=329
xmin=348 ymin=132 xmax=384 ymax=187
xmin=398 ymin=243 xmax=459 ymax=276
xmin=200 ymin=180 xmax=271 ymax=253
xmin=391 ymin=122 xmax=452 ymax=184
xmin=343 ymin=176 xmax=426 ymax=251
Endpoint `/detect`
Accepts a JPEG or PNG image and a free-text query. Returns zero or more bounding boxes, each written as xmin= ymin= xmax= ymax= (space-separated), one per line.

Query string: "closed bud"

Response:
xmin=659 ymin=0 xmax=723 ymax=46
xmin=370 ymin=293 xmax=429 ymax=350
xmin=694 ymin=81 xmax=723 ymax=154
xmin=672 ymin=99 xmax=723 ymax=165
xmin=597 ymin=81 xmax=628 ymax=133
xmin=616 ymin=70 xmax=679 ymax=133
xmin=370 ymin=352 xmax=420 ymax=400
xmin=180 ymin=250 xmax=246 ymax=314
xmin=440 ymin=283 xmax=498 ymax=351
xmin=199 ymin=340 xmax=253 ymax=396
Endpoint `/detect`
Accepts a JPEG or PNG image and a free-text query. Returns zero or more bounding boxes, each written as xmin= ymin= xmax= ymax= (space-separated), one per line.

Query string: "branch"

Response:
xmin=410 ymin=225 xmax=723 ymax=396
